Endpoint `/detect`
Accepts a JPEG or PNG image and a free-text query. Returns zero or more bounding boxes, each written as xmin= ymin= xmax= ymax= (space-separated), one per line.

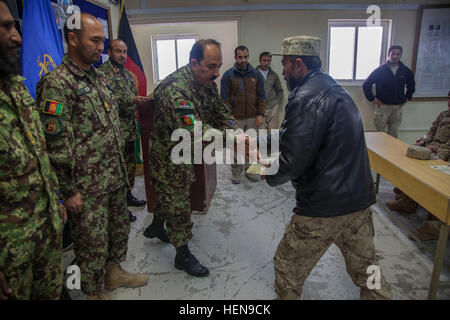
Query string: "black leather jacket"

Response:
xmin=265 ymin=68 xmax=375 ymax=217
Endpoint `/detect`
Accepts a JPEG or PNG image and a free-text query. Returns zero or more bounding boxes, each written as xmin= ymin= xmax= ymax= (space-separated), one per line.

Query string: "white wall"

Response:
xmin=125 ymin=4 xmax=448 ymax=144
xmin=130 ymin=20 xmax=238 ymax=93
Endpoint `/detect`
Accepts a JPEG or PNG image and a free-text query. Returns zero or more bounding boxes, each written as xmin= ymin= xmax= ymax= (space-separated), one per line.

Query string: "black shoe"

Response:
xmin=143 ymin=218 xmax=170 ymax=243
xmin=127 ymin=191 xmax=146 ymax=207
xmin=129 ymin=210 xmax=137 ymax=222
xmin=175 ymin=245 xmax=209 ymax=277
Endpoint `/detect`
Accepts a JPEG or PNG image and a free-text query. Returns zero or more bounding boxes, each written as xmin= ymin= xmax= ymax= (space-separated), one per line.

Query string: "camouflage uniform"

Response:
xmin=36 ymin=55 xmax=129 ymax=296
xmin=99 ymin=60 xmax=139 ymax=189
xmin=0 ymin=74 xmax=64 ymax=299
xmin=150 ymin=65 xmax=237 ymax=247
xmin=274 ymin=208 xmax=392 ymax=300
xmin=421 ymin=110 xmax=450 ymax=161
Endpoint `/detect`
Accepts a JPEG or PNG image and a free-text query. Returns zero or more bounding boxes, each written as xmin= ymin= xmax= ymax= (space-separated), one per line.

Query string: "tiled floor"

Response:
xmin=64 ymin=165 xmax=450 ymax=300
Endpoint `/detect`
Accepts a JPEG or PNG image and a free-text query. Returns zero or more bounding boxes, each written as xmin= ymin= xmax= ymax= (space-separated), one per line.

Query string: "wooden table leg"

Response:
xmin=428 ymin=223 xmax=449 ymax=299
xmin=375 ymin=173 xmax=381 ymax=194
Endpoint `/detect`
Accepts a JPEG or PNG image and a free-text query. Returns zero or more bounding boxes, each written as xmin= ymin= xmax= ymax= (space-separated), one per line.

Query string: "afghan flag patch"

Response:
xmin=181 ymin=114 xmax=195 ymax=127
xmin=177 ymin=100 xmax=194 ymax=109
xmin=42 ymin=100 xmax=64 ymax=116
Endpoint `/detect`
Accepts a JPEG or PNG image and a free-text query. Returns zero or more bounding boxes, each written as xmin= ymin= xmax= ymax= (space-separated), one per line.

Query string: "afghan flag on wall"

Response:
xmin=118 ymin=1 xmax=147 ymax=165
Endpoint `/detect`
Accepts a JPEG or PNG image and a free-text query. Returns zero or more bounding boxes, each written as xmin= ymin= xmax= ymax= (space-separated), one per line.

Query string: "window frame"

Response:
xmin=326 ymin=19 xmax=392 ymax=85
xmin=151 ymin=34 xmax=199 ymax=84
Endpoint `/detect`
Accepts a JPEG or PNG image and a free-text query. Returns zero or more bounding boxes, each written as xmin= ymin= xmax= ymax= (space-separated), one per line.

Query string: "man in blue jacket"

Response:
xmin=260 ymin=36 xmax=392 ymax=300
xmin=363 ymin=45 xmax=415 ymax=138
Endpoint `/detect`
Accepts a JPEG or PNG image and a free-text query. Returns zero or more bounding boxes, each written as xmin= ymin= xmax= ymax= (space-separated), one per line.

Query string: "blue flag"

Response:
xmin=21 ymin=0 xmax=64 ymax=99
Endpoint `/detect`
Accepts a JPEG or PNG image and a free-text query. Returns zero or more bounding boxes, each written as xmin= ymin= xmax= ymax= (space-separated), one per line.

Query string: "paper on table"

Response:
xmin=429 ymin=165 xmax=450 ymax=175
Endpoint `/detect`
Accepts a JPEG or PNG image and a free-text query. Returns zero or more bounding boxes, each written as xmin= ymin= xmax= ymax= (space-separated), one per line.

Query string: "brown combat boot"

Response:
xmin=386 ymin=195 xmax=417 ymax=213
xmin=104 ymin=263 xmax=148 ymax=291
xmin=86 ymin=292 xmax=109 ymax=300
xmin=393 ymin=188 xmax=404 ymax=200
xmin=408 ymin=221 xmax=447 ymax=241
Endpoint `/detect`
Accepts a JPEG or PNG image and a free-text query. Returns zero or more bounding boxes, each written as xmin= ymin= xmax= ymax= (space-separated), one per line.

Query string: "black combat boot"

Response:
xmin=175 ymin=244 xmax=209 ymax=277
xmin=129 ymin=210 xmax=137 ymax=222
xmin=143 ymin=217 xmax=170 ymax=243
xmin=127 ymin=191 xmax=146 ymax=207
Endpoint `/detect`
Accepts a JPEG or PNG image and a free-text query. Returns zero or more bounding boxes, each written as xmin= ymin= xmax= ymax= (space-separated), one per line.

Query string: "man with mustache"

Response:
xmin=100 ymin=39 xmax=148 ymax=222
xmin=36 ymin=13 xmax=148 ymax=300
xmin=0 ymin=0 xmax=66 ymax=300
xmin=259 ymin=36 xmax=392 ymax=299
xmin=143 ymin=39 xmax=239 ymax=277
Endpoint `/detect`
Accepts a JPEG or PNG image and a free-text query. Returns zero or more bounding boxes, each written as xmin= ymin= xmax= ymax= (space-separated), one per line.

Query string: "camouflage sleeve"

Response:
xmin=204 ymin=84 xmax=238 ymax=133
xmin=36 ymin=76 xmax=78 ymax=199
xmin=423 ymin=112 xmax=443 ymax=144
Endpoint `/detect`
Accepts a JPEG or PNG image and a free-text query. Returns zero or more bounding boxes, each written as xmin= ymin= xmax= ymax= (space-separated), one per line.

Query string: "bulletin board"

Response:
xmin=411 ymin=4 xmax=450 ymax=100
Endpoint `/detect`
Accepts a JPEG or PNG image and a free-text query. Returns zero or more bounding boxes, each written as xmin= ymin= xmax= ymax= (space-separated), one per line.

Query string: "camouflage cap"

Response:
xmin=272 ymin=36 xmax=321 ymax=56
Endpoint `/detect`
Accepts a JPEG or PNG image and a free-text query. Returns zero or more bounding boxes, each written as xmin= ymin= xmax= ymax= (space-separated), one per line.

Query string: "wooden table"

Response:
xmin=365 ymin=131 xmax=450 ymax=299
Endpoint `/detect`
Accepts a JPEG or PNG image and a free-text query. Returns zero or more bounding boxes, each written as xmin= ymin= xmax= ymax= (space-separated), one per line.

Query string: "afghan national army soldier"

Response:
xmin=99 ymin=39 xmax=148 ymax=223
xmin=35 ymin=13 xmax=148 ymax=300
xmin=0 ymin=0 xmax=66 ymax=300
xmin=143 ymin=39 xmax=243 ymax=277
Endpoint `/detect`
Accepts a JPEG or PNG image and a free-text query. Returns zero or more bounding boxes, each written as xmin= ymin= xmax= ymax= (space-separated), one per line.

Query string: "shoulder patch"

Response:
xmin=177 ymin=100 xmax=194 ymax=110
xmin=42 ymin=99 xmax=64 ymax=116
xmin=180 ymin=114 xmax=195 ymax=129
xmin=43 ymin=117 xmax=64 ymax=135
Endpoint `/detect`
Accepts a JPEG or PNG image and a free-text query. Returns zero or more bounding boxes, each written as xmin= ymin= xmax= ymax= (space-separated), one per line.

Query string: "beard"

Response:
xmin=0 ymin=44 xmax=21 ymax=77
xmin=286 ymin=73 xmax=303 ymax=92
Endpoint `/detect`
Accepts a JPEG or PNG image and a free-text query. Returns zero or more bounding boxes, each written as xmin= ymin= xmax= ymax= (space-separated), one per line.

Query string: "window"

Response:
xmin=327 ymin=20 xmax=391 ymax=83
xmin=152 ymin=35 xmax=198 ymax=82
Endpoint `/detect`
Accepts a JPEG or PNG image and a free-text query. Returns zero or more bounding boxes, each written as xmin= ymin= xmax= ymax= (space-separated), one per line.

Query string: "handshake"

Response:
xmin=235 ymin=134 xmax=274 ymax=177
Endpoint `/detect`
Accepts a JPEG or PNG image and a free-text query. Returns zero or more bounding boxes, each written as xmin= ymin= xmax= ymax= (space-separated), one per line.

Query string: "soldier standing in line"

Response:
xmin=0 ymin=0 xmax=66 ymax=300
xmin=100 ymin=39 xmax=148 ymax=223
xmin=36 ymin=13 xmax=148 ymax=300
xmin=143 ymin=39 xmax=244 ymax=277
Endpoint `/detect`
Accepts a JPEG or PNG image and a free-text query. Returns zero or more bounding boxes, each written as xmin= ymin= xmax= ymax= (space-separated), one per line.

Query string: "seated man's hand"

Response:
xmin=415 ymin=140 xmax=425 ymax=146
xmin=0 ymin=271 xmax=11 ymax=300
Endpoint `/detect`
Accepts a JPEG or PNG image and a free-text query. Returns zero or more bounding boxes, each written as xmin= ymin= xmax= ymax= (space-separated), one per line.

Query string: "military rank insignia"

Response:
xmin=177 ymin=100 xmax=194 ymax=109
xmin=44 ymin=118 xmax=63 ymax=135
xmin=181 ymin=114 xmax=195 ymax=128
xmin=42 ymin=100 xmax=64 ymax=116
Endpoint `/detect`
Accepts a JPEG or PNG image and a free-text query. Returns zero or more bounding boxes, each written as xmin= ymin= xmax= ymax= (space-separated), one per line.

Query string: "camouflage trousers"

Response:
xmin=0 ymin=195 xmax=62 ymax=299
xmin=374 ymin=104 xmax=403 ymax=138
xmin=274 ymin=207 xmax=392 ymax=300
xmin=70 ymin=186 xmax=129 ymax=295
xmin=153 ymin=180 xmax=193 ymax=248
xmin=124 ymin=140 xmax=137 ymax=190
